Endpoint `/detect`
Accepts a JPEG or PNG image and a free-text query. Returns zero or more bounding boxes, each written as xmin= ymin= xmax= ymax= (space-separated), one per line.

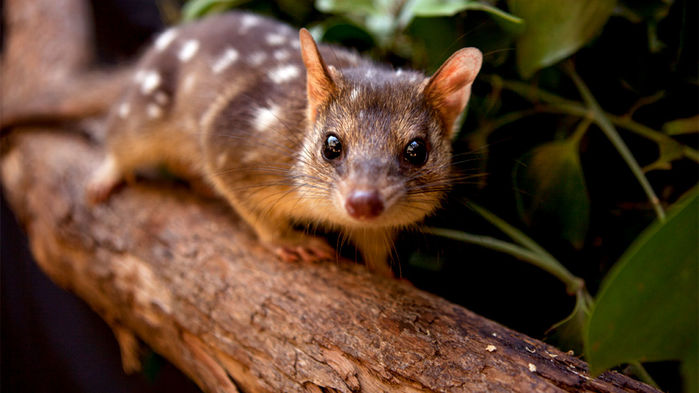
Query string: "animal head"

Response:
xmin=294 ymin=29 xmax=482 ymax=229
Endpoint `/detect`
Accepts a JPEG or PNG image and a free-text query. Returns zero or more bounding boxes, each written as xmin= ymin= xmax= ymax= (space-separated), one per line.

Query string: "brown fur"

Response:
xmin=88 ymin=12 xmax=482 ymax=277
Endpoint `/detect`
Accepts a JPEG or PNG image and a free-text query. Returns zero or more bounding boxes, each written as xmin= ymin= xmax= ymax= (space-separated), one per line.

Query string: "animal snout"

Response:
xmin=345 ymin=190 xmax=384 ymax=220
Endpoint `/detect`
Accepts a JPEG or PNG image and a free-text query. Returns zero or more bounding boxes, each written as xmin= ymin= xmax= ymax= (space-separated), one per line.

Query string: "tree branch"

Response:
xmin=0 ymin=131 xmax=660 ymax=393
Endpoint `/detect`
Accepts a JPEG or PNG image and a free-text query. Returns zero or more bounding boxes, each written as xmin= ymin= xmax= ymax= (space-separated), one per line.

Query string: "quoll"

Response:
xmin=88 ymin=12 xmax=483 ymax=277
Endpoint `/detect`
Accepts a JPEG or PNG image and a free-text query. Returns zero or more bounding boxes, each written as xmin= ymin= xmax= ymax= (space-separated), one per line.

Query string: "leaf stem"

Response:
xmin=425 ymin=227 xmax=583 ymax=293
xmin=569 ymin=118 xmax=592 ymax=145
xmin=609 ymin=114 xmax=699 ymax=163
xmin=466 ymin=202 xmax=557 ymax=262
xmin=486 ymin=109 xmax=543 ymax=131
xmin=546 ymin=105 xmax=699 ymax=164
xmin=682 ymin=145 xmax=699 ymax=163
xmin=488 ymin=75 xmax=578 ymax=106
xmin=487 ymin=76 xmax=699 ymax=164
xmin=459 ymin=3 xmax=525 ymax=24
xmin=563 ymin=62 xmax=666 ymax=221
xmin=432 ymin=200 xmax=586 ymax=295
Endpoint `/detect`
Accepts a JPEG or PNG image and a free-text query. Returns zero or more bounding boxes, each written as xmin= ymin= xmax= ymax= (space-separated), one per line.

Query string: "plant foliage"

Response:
xmin=585 ymin=188 xmax=698 ymax=388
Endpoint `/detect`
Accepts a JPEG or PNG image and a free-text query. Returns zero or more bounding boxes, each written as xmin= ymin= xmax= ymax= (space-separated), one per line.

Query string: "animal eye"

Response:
xmin=404 ymin=138 xmax=428 ymax=166
xmin=322 ymin=134 xmax=343 ymax=161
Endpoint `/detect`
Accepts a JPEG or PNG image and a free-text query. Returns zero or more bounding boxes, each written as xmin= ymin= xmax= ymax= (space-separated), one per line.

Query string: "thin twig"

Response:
xmin=563 ymin=62 xmax=666 ymax=221
xmin=426 ymin=225 xmax=584 ymax=295
xmin=486 ymin=75 xmax=699 ymax=164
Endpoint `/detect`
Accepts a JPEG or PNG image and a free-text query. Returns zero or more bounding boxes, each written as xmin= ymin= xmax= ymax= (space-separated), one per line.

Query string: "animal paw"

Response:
xmin=272 ymin=236 xmax=335 ymax=263
xmin=86 ymin=156 xmax=122 ymax=204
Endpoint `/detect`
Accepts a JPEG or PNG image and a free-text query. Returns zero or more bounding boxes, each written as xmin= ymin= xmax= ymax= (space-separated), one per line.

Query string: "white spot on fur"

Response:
xmin=154 ymin=91 xmax=169 ymax=105
xmin=98 ymin=154 xmax=118 ymax=178
xmin=395 ymin=69 xmax=403 ymax=76
xmin=365 ymin=69 xmax=375 ymax=78
xmin=253 ymin=105 xmax=280 ymax=131
xmin=118 ymin=102 xmax=130 ymax=118
xmin=155 ymin=29 xmax=177 ymax=51
xmin=248 ymin=52 xmax=267 ymax=66
xmin=239 ymin=14 xmax=259 ymax=33
xmin=178 ymin=40 xmax=199 ymax=62
xmin=243 ymin=150 xmax=262 ymax=163
xmin=182 ymin=74 xmax=197 ymax=92
xmin=273 ymin=49 xmax=290 ymax=61
xmin=88 ymin=154 xmax=119 ymax=196
xmin=141 ymin=71 xmax=161 ymax=94
xmin=134 ymin=69 xmax=147 ymax=83
xmin=147 ymin=103 xmax=162 ymax=119
xmin=268 ymin=64 xmax=299 ymax=84
xmin=216 ymin=152 xmax=229 ymax=168
xmin=350 ymin=88 xmax=359 ymax=101
xmin=290 ymin=39 xmax=300 ymax=49
xmin=212 ymin=48 xmax=239 ymax=73
xmin=266 ymin=33 xmax=286 ymax=46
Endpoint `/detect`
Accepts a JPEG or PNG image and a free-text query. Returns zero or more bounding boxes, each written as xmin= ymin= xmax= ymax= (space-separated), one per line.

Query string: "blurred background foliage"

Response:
xmin=150 ymin=0 xmax=699 ymax=391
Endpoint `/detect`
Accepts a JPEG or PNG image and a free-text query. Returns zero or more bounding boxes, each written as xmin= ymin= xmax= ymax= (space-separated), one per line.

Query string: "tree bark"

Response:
xmin=0 ymin=131 xmax=659 ymax=393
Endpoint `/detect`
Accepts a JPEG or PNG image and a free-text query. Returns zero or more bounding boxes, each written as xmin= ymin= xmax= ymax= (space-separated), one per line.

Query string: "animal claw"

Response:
xmin=273 ymin=238 xmax=335 ymax=263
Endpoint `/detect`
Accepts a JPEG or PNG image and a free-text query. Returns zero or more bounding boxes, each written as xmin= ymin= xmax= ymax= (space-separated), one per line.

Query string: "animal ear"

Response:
xmin=299 ymin=28 xmax=336 ymax=123
xmin=424 ymin=48 xmax=482 ymax=138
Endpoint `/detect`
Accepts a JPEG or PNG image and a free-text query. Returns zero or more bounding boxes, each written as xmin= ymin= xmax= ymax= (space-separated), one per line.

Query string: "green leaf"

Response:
xmin=320 ymin=20 xmax=376 ymax=50
xmin=182 ymin=0 xmax=246 ymax=21
xmin=315 ymin=0 xmax=395 ymax=46
xmin=365 ymin=13 xmax=395 ymax=42
xmin=315 ymin=0 xmax=377 ymax=16
xmin=663 ymin=115 xmax=699 ymax=136
xmin=514 ymin=139 xmax=590 ymax=248
xmin=683 ymin=339 xmax=699 ymax=393
xmin=584 ymin=189 xmax=699 ymax=387
xmin=316 ymin=0 xmax=522 ymax=46
xmin=408 ymin=16 xmax=461 ymax=70
xmin=508 ymin=0 xmax=616 ymax=78
xmin=546 ymin=292 xmax=592 ymax=355
xmin=411 ymin=0 xmax=523 ymax=25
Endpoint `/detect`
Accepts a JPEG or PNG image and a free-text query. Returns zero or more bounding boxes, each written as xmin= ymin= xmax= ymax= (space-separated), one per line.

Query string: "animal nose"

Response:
xmin=345 ymin=190 xmax=384 ymax=220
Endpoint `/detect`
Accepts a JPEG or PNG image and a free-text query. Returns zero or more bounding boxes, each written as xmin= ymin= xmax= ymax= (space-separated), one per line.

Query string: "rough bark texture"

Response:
xmin=1 ymin=131 xmax=660 ymax=393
